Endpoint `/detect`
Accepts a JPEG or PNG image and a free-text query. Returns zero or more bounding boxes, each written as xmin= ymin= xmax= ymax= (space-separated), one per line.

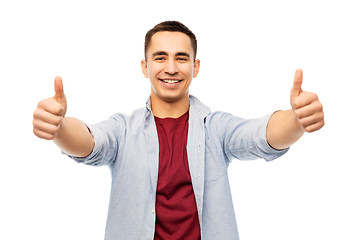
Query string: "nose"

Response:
xmin=164 ymin=59 xmax=178 ymax=75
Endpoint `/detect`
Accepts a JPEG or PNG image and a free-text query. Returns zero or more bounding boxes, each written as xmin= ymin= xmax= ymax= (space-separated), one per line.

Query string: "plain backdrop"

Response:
xmin=1 ymin=0 xmax=359 ymax=239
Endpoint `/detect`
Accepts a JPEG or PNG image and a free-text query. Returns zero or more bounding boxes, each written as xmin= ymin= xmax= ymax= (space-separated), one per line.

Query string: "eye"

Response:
xmin=177 ymin=57 xmax=188 ymax=62
xmin=154 ymin=57 xmax=166 ymax=62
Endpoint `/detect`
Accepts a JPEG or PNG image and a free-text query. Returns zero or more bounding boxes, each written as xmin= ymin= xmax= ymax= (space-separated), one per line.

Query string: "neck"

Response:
xmin=150 ymin=94 xmax=190 ymax=118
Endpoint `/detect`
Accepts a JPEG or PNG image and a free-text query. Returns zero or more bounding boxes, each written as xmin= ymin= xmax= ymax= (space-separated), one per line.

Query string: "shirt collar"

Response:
xmin=189 ymin=95 xmax=211 ymax=119
xmin=145 ymin=95 xmax=211 ymax=118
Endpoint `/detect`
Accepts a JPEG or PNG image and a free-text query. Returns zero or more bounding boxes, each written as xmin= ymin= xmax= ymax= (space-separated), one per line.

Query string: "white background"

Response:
xmin=1 ymin=0 xmax=359 ymax=239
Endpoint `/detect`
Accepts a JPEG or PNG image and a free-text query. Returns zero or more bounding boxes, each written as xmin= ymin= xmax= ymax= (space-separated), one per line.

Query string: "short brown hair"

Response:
xmin=144 ymin=21 xmax=197 ymax=61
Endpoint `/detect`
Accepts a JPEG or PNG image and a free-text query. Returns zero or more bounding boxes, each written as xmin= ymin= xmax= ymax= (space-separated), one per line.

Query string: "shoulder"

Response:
xmin=204 ymin=111 xmax=237 ymax=134
xmin=189 ymin=95 xmax=242 ymax=122
xmin=188 ymin=95 xmax=242 ymax=129
xmin=205 ymin=110 xmax=249 ymax=127
xmin=107 ymin=106 xmax=148 ymax=127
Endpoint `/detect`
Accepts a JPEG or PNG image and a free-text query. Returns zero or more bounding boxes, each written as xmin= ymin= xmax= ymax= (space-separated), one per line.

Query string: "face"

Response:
xmin=141 ymin=31 xmax=200 ymax=104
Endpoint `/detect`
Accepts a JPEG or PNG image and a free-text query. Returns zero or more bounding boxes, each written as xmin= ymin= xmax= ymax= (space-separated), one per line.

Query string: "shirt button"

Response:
xmin=152 ymin=209 xmax=155 ymax=213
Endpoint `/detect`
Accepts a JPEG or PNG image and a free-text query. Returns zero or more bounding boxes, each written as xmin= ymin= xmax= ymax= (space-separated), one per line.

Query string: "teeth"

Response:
xmin=162 ymin=79 xmax=180 ymax=83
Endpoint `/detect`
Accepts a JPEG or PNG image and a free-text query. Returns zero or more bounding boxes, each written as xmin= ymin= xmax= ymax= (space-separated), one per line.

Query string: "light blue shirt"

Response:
xmin=67 ymin=95 xmax=288 ymax=240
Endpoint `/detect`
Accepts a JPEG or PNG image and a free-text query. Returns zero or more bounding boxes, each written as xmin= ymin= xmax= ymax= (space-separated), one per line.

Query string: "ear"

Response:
xmin=193 ymin=59 xmax=200 ymax=78
xmin=141 ymin=59 xmax=149 ymax=78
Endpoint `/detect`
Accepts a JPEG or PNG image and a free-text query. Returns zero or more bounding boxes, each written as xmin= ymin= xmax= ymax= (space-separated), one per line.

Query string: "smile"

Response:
xmin=159 ymin=79 xmax=182 ymax=84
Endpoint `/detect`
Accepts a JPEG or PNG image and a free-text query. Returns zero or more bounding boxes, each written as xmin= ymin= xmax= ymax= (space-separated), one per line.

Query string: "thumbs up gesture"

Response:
xmin=33 ymin=76 xmax=67 ymax=140
xmin=290 ymin=69 xmax=324 ymax=133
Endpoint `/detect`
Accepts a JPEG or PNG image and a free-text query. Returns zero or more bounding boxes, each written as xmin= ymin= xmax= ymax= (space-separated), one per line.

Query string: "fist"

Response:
xmin=33 ymin=76 xmax=67 ymax=140
xmin=290 ymin=69 xmax=325 ymax=133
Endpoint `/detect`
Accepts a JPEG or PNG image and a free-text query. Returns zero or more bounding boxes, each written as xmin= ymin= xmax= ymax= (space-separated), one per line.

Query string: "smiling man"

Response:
xmin=33 ymin=21 xmax=324 ymax=240
xmin=141 ymin=30 xmax=200 ymax=118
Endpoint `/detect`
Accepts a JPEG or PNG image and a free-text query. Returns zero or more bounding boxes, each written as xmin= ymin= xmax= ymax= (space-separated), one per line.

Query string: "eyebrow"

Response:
xmin=152 ymin=51 xmax=190 ymax=58
xmin=175 ymin=52 xmax=190 ymax=58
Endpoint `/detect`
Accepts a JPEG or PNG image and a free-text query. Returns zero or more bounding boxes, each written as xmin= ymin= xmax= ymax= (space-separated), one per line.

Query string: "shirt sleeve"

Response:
xmin=63 ymin=113 xmax=126 ymax=166
xmin=214 ymin=111 xmax=289 ymax=162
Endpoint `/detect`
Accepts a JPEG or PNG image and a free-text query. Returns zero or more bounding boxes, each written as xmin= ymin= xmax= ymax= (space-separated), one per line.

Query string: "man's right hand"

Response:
xmin=33 ymin=76 xmax=67 ymax=140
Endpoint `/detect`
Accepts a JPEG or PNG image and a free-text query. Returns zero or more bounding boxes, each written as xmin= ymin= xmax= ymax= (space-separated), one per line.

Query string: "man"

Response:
xmin=33 ymin=21 xmax=324 ymax=239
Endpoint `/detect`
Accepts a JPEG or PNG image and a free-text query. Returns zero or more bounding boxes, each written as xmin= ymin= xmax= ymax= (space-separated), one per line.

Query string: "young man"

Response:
xmin=33 ymin=21 xmax=324 ymax=240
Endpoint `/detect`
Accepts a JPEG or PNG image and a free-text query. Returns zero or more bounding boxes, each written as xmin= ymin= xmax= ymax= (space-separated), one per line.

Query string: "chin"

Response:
xmin=161 ymin=95 xmax=183 ymax=103
xmin=158 ymin=92 xmax=188 ymax=103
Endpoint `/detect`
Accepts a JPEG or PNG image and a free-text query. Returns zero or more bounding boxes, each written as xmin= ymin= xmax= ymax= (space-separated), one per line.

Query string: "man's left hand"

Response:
xmin=290 ymin=69 xmax=325 ymax=133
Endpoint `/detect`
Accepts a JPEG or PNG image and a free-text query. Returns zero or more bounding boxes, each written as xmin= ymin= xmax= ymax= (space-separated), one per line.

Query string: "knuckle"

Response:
xmin=316 ymin=111 xmax=324 ymax=121
xmin=54 ymin=104 xmax=65 ymax=116
xmin=305 ymin=91 xmax=316 ymax=99
xmin=54 ymin=104 xmax=61 ymax=113
xmin=313 ymin=100 xmax=322 ymax=109
xmin=32 ymin=118 xmax=39 ymax=128
xmin=38 ymin=98 xmax=48 ymax=108
xmin=38 ymin=98 xmax=54 ymax=111
xmin=314 ymin=93 xmax=319 ymax=100
xmin=304 ymin=92 xmax=318 ymax=102
xmin=33 ymin=108 xmax=41 ymax=118
xmin=37 ymin=100 xmax=44 ymax=108
xmin=318 ymin=102 xmax=323 ymax=112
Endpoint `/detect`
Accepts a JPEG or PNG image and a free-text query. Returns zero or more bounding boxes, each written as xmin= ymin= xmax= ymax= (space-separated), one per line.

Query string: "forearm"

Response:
xmin=266 ymin=110 xmax=304 ymax=150
xmin=53 ymin=117 xmax=95 ymax=157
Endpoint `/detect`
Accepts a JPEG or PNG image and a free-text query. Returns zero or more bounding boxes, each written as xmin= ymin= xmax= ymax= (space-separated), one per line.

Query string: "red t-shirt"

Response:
xmin=154 ymin=111 xmax=201 ymax=240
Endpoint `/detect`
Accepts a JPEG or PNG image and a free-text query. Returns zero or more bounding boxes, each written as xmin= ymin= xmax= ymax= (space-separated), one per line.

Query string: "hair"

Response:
xmin=144 ymin=21 xmax=197 ymax=61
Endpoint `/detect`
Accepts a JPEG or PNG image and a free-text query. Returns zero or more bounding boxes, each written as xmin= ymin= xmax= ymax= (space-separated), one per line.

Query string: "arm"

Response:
xmin=266 ymin=69 xmax=325 ymax=150
xmin=33 ymin=76 xmax=94 ymax=157
xmin=53 ymin=117 xmax=94 ymax=157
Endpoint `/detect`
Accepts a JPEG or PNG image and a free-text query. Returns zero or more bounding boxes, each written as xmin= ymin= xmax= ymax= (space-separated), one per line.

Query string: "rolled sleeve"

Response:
xmin=254 ymin=112 xmax=289 ymax=161
xmin=63 ymin=114 xmax=125 ymax=166
xmin=219 ymin=111 xmax=289 ymax=161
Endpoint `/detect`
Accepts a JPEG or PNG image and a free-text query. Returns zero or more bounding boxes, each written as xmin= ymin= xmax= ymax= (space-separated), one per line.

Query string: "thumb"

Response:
xmin=54 ymin=76 xmax=66 ymax=103
xmin=290 ymin=69 xmax=303 ymax=100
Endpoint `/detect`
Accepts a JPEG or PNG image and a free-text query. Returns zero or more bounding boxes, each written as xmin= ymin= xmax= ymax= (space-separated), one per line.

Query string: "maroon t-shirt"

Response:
xmin=154 ymin=111 xmax=201 ymax=240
